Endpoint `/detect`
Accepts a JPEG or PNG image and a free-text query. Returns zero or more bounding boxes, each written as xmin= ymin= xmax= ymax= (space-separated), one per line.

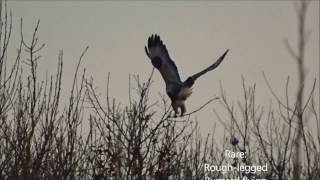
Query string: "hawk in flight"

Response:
xmin=145 ymin=34 xmax=229 ymax=117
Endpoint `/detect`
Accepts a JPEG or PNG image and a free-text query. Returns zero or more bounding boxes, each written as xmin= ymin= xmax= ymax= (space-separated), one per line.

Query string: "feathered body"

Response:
xmin=145 ymin=34 xmax=228 ymax=117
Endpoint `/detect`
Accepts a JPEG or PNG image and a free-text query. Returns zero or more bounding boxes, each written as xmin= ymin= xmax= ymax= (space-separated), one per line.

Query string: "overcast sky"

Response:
xmin=7 ymin=1 xmax=319 ymax=135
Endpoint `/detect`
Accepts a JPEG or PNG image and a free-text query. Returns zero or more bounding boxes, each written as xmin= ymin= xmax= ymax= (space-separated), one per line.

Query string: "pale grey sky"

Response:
xmin=8 ymin=1 xmax=319 ymax=135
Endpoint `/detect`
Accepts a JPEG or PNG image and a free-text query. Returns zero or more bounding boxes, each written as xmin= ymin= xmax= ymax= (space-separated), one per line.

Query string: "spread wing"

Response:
xmin=188 ymin=49 xmax=229 ymax=81
xmin=145 ymin=34 xmax=182 ymax=86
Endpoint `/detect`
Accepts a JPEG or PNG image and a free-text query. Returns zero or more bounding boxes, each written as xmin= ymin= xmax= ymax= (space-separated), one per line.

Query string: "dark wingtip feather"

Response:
xmin=145 ymin=46 xmax=150 ymax=57
xmin=214 ymin=49 xmax=229 ymax=67
xmin=147 ymin=36 xmax=152 ymax=49
xmin=147 ymin=34 xmax=164 ymax=49
xmin=221 ymin=49 xmax=229 ymax=59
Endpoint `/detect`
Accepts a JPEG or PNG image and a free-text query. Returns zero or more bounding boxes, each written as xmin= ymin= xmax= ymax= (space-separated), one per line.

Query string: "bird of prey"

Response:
xmin=145 ymin=34 xmax=229 ymax=117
